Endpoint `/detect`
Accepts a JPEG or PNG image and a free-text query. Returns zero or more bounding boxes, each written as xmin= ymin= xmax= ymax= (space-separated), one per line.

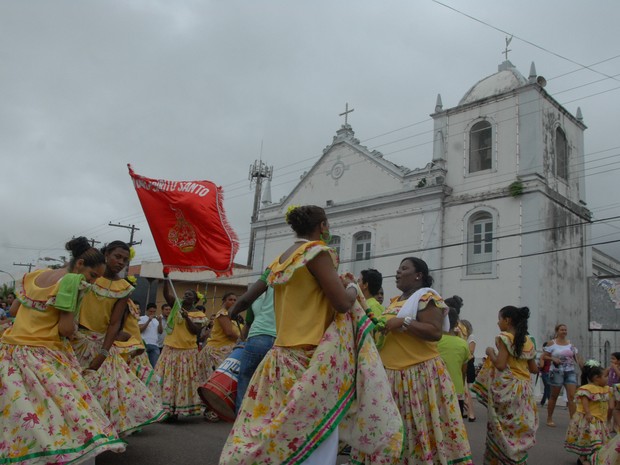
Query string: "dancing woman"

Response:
xmin=353 ymin=257 xmax=473 ymax=465
xmin=71 ymin=240 xmax=165 ymax=434
xmin=0 ymin=237 xmax=125 ymax=464
xmin=221 ymin=205 xmax=403 ymax=465
xmin=155 ymin=277 xmax=208 ymax=419
xmin=473 ymin=306 xmax=538 ymax=465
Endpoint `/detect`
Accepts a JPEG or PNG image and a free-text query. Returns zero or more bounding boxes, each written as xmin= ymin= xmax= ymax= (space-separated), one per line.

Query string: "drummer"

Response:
xmin=229 ymin=268 xmax=276 ymax=414
xmin=199 ymin=292 xmax=241 ymax=422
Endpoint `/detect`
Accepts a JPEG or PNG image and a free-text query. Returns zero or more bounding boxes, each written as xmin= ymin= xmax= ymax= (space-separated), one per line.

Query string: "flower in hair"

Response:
xmin=285 ymin=205 xmax=301 ymax=223
xmin=126 ymin=275 xmax=137 ymax=285
xmin=584 ymin=359 xmax=601 ymax=368
xmin=129 ymin=247 xmax=136 ymax=261
xmin=196 ymin=291 xmax=204 ymax=302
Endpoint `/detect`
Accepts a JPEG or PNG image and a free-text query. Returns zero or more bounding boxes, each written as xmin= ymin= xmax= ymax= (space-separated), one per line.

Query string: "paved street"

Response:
xmin=97 ymin=402 xmax=579 ymax=464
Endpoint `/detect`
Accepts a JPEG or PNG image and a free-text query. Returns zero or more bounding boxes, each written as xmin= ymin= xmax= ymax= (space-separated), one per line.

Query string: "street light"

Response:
xmin=42 ymin=256 xmax=66 ymax=264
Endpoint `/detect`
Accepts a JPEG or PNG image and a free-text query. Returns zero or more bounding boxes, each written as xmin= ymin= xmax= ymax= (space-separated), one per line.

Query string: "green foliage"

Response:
xmin=509 ymin=180 xmax=524 ymax=197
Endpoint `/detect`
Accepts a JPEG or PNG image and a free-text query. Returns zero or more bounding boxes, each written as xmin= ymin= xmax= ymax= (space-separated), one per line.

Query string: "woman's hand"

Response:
xmin=340 ymin=272 xmax=356 ymax=287
xmin=88 ymin=354 xmax=106 ymax=371
xmin=383 ymin=317 xmax=405 ymax=333
xmin=485 ymin=346 xmax=496 ymax=358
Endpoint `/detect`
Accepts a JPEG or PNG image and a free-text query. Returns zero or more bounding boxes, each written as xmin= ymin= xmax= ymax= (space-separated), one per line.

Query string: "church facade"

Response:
xmin=249 ymin=60 xmax=593 ymax=354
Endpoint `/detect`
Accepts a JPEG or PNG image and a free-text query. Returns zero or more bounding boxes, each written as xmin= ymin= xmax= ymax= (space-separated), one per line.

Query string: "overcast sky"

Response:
xmin=1 ymin=0 xmax=619 ymax=284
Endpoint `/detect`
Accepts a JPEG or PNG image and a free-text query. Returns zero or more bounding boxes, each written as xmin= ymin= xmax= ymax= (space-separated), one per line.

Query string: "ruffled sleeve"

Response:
xmin=497 ymin=333 xmax=536 ymax=359
xmin=576 ymin=384 xmax=610 ymax=402
xmin=267 ymin=242 xmax=338 ymax=286
xmin=188 ymin=311 xmax=208 ymax=325
xmin=417 ymin=290 xmax=447 ymax=311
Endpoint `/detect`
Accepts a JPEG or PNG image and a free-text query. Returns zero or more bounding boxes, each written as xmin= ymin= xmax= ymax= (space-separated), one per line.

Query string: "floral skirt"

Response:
xmin=72 ymin=329 xmax=166 ymax=435
xmin=565 ymin=412 xmax=610 ymax=458
xmin=353 ymin=357 xmax=473 ymax=465
xmin=472 ymin=359 xmax=538 ymax=465
xmin=221 ymin=304 xmax=404 ymax=465
xmin=0 ymin=343 xmax=126 ymax=464
xmin=128 ymin=350 xmax=162 ymax=402
xmin=592 ymin=433 xmax=620 ymax=465
xmin=155 ymin=346 xmax=207 ymax=417
xmin=199 ymin=343 xmax=235 ymax=379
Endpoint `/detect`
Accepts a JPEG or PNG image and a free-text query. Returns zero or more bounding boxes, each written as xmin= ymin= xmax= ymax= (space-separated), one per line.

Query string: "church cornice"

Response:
xmin=432 ymin=84 xmax=586 ymax=130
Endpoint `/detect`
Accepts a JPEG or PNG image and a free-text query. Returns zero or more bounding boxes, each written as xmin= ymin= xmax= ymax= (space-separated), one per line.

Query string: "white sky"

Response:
xmin=1 ymin=0 xmax=619 ymax=284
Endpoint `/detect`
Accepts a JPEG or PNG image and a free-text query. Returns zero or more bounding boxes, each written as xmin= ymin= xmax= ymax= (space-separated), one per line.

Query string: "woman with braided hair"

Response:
xmin=72 ymin=240 xmax=165 ymax=435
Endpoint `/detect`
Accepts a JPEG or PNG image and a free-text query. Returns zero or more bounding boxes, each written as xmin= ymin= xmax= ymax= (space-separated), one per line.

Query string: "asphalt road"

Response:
xmin=96 ymin=403 xmax=577 ymax=464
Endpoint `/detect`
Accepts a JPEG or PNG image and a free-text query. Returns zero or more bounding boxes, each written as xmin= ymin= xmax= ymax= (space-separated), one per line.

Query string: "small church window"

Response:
xmin=556 ymin=128 xmax=568 ymax=180
xmin=467 ymin=212 xmax=493 ymax=274
xmin=469 ymin=121 xmax=493 ymax=173
xmin=354 ymin=231 xmax=372 ymax=261
xmin=329 ymin=235 xmax=341 ymax=259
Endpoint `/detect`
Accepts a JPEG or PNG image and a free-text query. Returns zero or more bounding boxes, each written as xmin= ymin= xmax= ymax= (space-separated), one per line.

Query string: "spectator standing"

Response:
xmin=157 ymin=303 xmax=171 ymax=351
xmin=358 ymin=268 xmax=384 ymax=318
xmin=139 ymin=303 xmax=163 ymax=368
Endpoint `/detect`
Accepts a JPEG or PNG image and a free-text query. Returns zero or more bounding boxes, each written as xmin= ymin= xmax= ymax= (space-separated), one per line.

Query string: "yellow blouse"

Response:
xmin=576 ymin=384 xmax=611 ymax=422
xmin=79 ymin=277 xmax=133 ymax=333
xmin=115 ymin=300 xmax=144 ymax=350
xmin=207 ymin=309 xmax=240 ymax=348
xmin=379 ymin=296 xmax=441 ymax=370
xmin=268 ymin=242 xmax=336 ymax=348
xmin=3 ymin=271 xmax=72 ymax=350
xmin=164 ymin=311 xmax=207 ymax=350
xmin=497 ymin=332 xmax=535 ymax=381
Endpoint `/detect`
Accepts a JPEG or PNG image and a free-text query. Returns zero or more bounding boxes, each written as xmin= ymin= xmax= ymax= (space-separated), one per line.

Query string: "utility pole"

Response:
xmin=108 ymin=222 xmax=142 ymax=247
xmin=13 ymin=262 xmax=35 ymax=273
xmin=247 ymin=155 xmax=273 ymax=267
xmin=88 ymin=238 xmax=101 ymax=248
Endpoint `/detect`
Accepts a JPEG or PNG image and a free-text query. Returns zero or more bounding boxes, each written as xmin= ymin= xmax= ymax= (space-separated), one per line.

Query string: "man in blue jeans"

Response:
xmin=229 ymin=268 xmax=276 ymax=414
xmin=139 ymin=302 xmax=163 ymax=368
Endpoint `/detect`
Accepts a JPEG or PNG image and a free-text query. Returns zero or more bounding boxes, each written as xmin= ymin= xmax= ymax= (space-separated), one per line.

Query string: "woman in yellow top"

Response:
xmin=72 ymin=240 xmax=165 ymax=435
xmin=565 ymin=362 xmax=613 ymax=465
xmin=473 ymin=306 xmax=538 ymax=465
xmin=221 ymin=205 xmax=377 ymax=465
xmin=0 ymin=236 xmax=125 ymax=464
xmin=354 ymin=257 xmax=472 ymax=465
xmin=156 ymin=276 xmax=208 ymax=420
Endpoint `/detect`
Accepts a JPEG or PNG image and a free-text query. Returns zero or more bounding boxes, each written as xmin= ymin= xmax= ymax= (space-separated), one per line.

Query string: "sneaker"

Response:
xmin=204 ymin=410 xmax=220 ymax=422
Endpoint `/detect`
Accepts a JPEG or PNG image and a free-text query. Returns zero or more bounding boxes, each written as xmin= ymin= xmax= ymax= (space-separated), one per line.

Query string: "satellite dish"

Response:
xmin=537 ymin=76 xmax=547 ymax=88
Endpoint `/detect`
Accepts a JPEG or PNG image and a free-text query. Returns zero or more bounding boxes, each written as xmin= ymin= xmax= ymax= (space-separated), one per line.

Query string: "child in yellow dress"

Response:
xmin=565 ymin=361 xmax=613 ymax=465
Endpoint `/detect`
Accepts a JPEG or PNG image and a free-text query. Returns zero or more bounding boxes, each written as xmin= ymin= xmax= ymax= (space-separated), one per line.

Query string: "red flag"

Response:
xmin=128 ymin=165 xmax=239 ymax=276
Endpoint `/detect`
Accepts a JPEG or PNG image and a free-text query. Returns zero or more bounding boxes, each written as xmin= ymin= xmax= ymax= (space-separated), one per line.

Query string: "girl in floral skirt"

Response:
xmin=565 ymin=361 xmax=613 ymax=465
xmin=0 ymin=236 xmax=125 ymax=464
xmin=472 ymin=305 xmax=538 ymax=465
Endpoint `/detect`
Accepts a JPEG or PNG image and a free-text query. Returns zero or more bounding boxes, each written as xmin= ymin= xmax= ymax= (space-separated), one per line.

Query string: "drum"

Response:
xmin=198 ymin=343 xmax=245 ymax=422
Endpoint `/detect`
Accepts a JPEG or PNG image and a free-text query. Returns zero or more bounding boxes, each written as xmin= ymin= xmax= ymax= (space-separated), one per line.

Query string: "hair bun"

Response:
xmin=65 ymin=236 xmax=91 ymax=258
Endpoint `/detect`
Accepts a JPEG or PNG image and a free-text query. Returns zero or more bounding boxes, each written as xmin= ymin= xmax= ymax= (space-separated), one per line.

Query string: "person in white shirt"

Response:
xmin=139 ymin=303 xmax=163 ymax=368
xmin=157 ymin=303 xmax=171 ymax=351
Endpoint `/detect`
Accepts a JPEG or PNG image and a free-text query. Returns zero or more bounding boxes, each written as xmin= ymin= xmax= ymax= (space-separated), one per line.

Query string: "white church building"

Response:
xmin=248 ymin=59 xmax=596 ymax=355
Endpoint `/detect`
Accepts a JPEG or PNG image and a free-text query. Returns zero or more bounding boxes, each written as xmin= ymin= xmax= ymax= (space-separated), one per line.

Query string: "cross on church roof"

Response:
xmin=503 ymin=36 xmax=513 ymax=61
xmin=339 ymin=102 xmax=354 ymax=126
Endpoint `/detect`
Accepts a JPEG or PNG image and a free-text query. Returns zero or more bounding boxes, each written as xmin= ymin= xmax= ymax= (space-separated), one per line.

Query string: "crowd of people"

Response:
xmin=1 ymin=205 xmax=620 ymax=464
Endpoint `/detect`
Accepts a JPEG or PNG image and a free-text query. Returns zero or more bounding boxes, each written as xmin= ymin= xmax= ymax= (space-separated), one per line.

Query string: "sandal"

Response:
xmin=546 ymin=420 xmax=556 ymax=427
xmin=468 ymin=417 xmax=476 ymax=422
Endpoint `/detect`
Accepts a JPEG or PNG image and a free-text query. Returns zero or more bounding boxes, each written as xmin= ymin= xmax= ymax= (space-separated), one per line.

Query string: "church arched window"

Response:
xmin=469 ymin=120 xmax=493 ymax=173
xmin=353 ymin=231 xmax=372 ymax=261
xmin=555 ymin=127 xmax=568 ymax=180
xmin=467 ymin=211 xmax=494 ymax=275
xmin=329 ymin=235 xmax=341 ymax=259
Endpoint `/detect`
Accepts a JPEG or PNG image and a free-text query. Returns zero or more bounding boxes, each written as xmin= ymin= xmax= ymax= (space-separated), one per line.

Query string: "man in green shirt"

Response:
xmin=358 ymin=268 xmax=384 ymax=317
